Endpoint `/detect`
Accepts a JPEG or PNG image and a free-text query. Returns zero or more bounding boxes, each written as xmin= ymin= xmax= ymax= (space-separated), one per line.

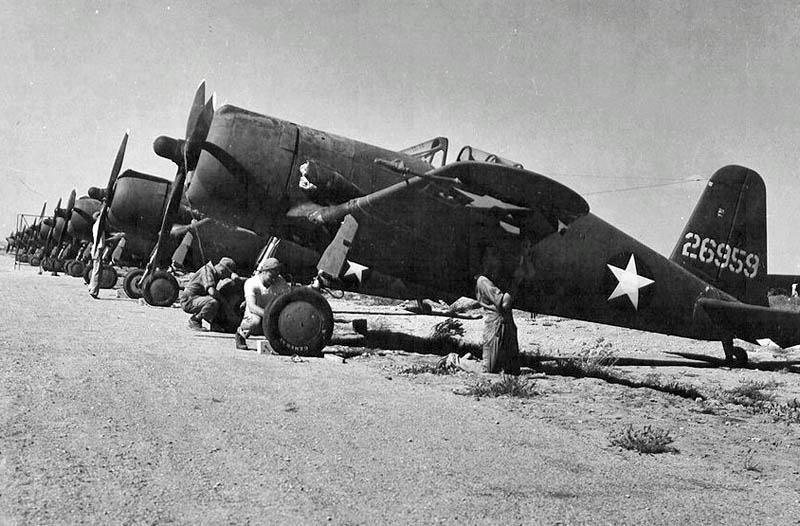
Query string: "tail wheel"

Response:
xmin=141 ymin=270 xmax=179 ymax=307
xmin=123 ymin=268 xmax=146 ymax=299
xmin=68 ymin=260 xmax=85 ymax=278
xmin=99 ymin=264 xmax=118 ymax=289
xmin=263 ymin=287 xmax=333 ymax=357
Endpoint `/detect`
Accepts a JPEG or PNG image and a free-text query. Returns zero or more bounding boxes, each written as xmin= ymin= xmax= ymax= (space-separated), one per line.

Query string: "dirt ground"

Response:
xmin=2 ymin=254 xmax=800 ymax=525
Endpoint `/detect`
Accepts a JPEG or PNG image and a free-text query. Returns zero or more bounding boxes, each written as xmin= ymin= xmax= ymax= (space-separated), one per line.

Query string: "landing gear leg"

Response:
xmin=722 ymin=339 xmax=748 ymax=366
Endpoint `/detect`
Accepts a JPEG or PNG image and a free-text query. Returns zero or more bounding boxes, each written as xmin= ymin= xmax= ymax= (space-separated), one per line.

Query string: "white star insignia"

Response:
xmin=343 ymin=260 xmax=368 ymax=283
xmin=607 ymin=255 xmax=654 ymax=310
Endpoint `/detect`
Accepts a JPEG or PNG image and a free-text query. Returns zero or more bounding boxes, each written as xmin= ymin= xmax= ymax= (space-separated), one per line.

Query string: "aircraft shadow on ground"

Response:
xmin=330 ymin=330 xmax=481 ymax=357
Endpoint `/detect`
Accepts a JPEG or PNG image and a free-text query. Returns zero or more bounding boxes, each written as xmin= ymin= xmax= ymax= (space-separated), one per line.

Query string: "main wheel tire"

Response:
xmin=263 ymin=287 xmax=333 ymax=357
xmin=123 ymin=268 xmax=146 ymax=299
xmin=99 ymin=264 xmax=118 ymax=289
xmin=29 ymin=256 xmax=40 ymax=267
xmin=141 ymin=270 xmax=180 ymax=307
xmin=83 ymin=262 xmax=92 ymax=284
xmin=53 ymin=259 xmax=65 ymax=272
xmin=41 ymin=257 xmax=52 ymax=271
xmin=68 ymin=260 xmax=85 ymax=278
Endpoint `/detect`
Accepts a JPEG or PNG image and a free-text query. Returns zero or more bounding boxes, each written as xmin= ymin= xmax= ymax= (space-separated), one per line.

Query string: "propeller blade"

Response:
xmin=66 ymin=189 xmax=76 ymax=220
xmin=146 ymin=169 xmax=187 ymax=274
xmin=185 ymin=80 xmax=207 ymax=144
xmin=54 ymin=189 xmax=77 ymax=248
xmin=38 ymin=201 xmax=47 ymax=221
xmin=106 ymin=130 xmax=129 ymax=201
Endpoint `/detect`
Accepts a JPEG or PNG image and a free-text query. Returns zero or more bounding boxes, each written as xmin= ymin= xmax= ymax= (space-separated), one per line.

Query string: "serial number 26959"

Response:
xmin=681 ymin=232 xmax=760 ymax=278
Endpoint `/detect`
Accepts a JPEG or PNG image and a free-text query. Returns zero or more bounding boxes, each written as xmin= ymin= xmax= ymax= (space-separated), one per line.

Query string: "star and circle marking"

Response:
xmin=606 ymin=254 xmax=654 ymax=310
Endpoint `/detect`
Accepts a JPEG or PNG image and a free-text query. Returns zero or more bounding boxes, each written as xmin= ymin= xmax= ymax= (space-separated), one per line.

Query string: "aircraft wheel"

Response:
xmin=68 ymin=260 xmax=85 ymax=278
xmin=29 ymin=256 xmax=40 ymax=266
xmin=99 ymin=264 xmax=118 ymax=289
xmin=83 ymin=262 xmax=92 ymax=284
xmin=141 ymin=270 xmax=179 ymax=307
xmin=123 ymin=268 xmax=146 ymax=299
xmin=19 ymin=254 xmax=29 ymax=263
xmin=53 ymin=259 xmax=65 ymax=272
xmin=264 ymin=287 xmax=333 ymax=357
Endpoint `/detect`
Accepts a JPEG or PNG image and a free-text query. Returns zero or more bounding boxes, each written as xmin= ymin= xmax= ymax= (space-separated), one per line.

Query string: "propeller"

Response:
xmin=22 ymin=201 xmax=47 ymax=256
xmin=92 ymin=131 xmax=129 ymax=256
xmin=145 ymin=81 xmax=215 ymax=275
xmin=53 ymin=189 xmax=76 ymax=250
xmin=42 ymin=197 xmax=63 ymax=255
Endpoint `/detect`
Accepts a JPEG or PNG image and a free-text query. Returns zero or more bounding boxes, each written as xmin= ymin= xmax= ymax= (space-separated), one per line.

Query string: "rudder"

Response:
xmin=669 ymin=165 xmax=768 ymax=306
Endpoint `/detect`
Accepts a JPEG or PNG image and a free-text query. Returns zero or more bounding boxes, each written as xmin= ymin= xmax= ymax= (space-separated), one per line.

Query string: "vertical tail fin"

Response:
xmin=669 ymin=165 xmax=768 ymax=306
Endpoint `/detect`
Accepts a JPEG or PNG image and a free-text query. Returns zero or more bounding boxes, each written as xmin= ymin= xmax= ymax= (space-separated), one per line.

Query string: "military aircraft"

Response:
xmin=88 ymin=130 xmax=269 ymax=307
xmin=132 ymin=81 xmax=800 ymax=363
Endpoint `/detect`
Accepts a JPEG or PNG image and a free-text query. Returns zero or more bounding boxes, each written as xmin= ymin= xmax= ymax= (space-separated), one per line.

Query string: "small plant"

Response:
xmin=462 ymin=374 xmax=538 ymax=398
xmin=399 ymin=362 xmax=456 ymax=376
xmin=555 ymin=345 xmax=619 ymax=379
xmin=720 ymin=380 xmax=777 ymax=405
xmin=430 ymin=318 xmax=465 ymax=339
xmin=609 ymin=424 xmax=675 ymax=454
xmin=742 ymin=448 xmax=762 ymax=473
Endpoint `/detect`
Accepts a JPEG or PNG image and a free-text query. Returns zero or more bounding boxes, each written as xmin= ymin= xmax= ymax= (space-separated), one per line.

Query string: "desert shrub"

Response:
xmin=430 ymin=318 xmax=465 ymax=339
xmin=464 ymin=374 xmax=538 ymax=398
xmin=555 ymin=344 xmax=619 ymax=379
xmin=609 ymin=424 xmax=675 ymax=454
xmin=719 ymin=380 xmax=777 ymax=405
xmin=399 ymin=362 xmax=457 ymax=376
xmin=742 ymin=448 xmax=762 ymax=472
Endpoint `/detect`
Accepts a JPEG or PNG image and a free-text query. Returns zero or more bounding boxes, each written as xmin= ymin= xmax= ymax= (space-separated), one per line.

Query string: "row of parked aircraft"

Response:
xmin=8 ymin=81 xmax=800 ymax=363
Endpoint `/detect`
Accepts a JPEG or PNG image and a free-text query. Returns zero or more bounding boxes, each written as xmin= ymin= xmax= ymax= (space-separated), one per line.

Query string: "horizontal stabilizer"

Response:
xmin=697 ymin=298 xmax=800 ymax=348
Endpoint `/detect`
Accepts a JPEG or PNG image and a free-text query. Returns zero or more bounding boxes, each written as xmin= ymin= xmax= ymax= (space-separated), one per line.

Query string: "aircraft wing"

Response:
xmin=696 ymin=297 xmax=800 ymax=348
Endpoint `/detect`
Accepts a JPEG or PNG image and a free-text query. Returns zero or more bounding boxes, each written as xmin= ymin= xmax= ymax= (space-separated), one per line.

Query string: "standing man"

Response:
xmin=235 ymin=257 xmax=290 ymax=350
xmin=87 ymin=211 xmax=104 ymax=299
xmin=181 ymin=257 xmax=237 ymax=331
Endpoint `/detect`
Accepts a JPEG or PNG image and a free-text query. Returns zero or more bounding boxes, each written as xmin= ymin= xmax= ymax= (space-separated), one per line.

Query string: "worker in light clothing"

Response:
xmin=87 ymin=212 xmax=104 ymax=299
xmin=235 ymin=257 xmax=290 ymax=350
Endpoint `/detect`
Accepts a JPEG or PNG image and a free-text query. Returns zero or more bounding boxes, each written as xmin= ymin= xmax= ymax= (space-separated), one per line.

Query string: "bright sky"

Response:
xmin=2 ymin=1 xmax=799 ymax=271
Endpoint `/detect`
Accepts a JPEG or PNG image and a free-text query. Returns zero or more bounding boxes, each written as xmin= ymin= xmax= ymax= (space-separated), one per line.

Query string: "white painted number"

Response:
xmin=680 ymin=231 xmax=759 ymax=278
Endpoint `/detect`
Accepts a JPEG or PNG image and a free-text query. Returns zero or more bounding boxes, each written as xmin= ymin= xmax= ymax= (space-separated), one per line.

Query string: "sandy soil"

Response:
xmin=2 ymin=254 xmax=800 ymax=525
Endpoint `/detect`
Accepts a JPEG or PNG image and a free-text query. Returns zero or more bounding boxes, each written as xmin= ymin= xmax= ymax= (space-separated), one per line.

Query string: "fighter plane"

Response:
xmin=135 ymin=81 xmax=800 ymax=363
xmin=89 ymin=131 xmax=268 ymax=310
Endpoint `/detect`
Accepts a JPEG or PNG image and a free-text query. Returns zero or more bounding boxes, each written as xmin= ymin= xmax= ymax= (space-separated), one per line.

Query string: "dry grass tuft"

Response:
xmin=719 ymin=380 xmax=777 ymax=405
xmin=398 ymin=362 xmax=457 ymax=376
xmin=464 ymin=374 xmax=538 ymax=398
xmin=609 ymin=424 xmax=675 ymax=454
xmin=430 ymin=318 xmax=465 ymax=339
xmin=554 ymin=342 xmax=619 ymax=379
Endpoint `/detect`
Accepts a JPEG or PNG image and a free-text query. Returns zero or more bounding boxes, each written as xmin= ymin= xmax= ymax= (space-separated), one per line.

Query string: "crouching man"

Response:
xmin=235 ymin=257 xmax=290 ymax=350
xmin=181 ymin=257 xmax=237 ymax=330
